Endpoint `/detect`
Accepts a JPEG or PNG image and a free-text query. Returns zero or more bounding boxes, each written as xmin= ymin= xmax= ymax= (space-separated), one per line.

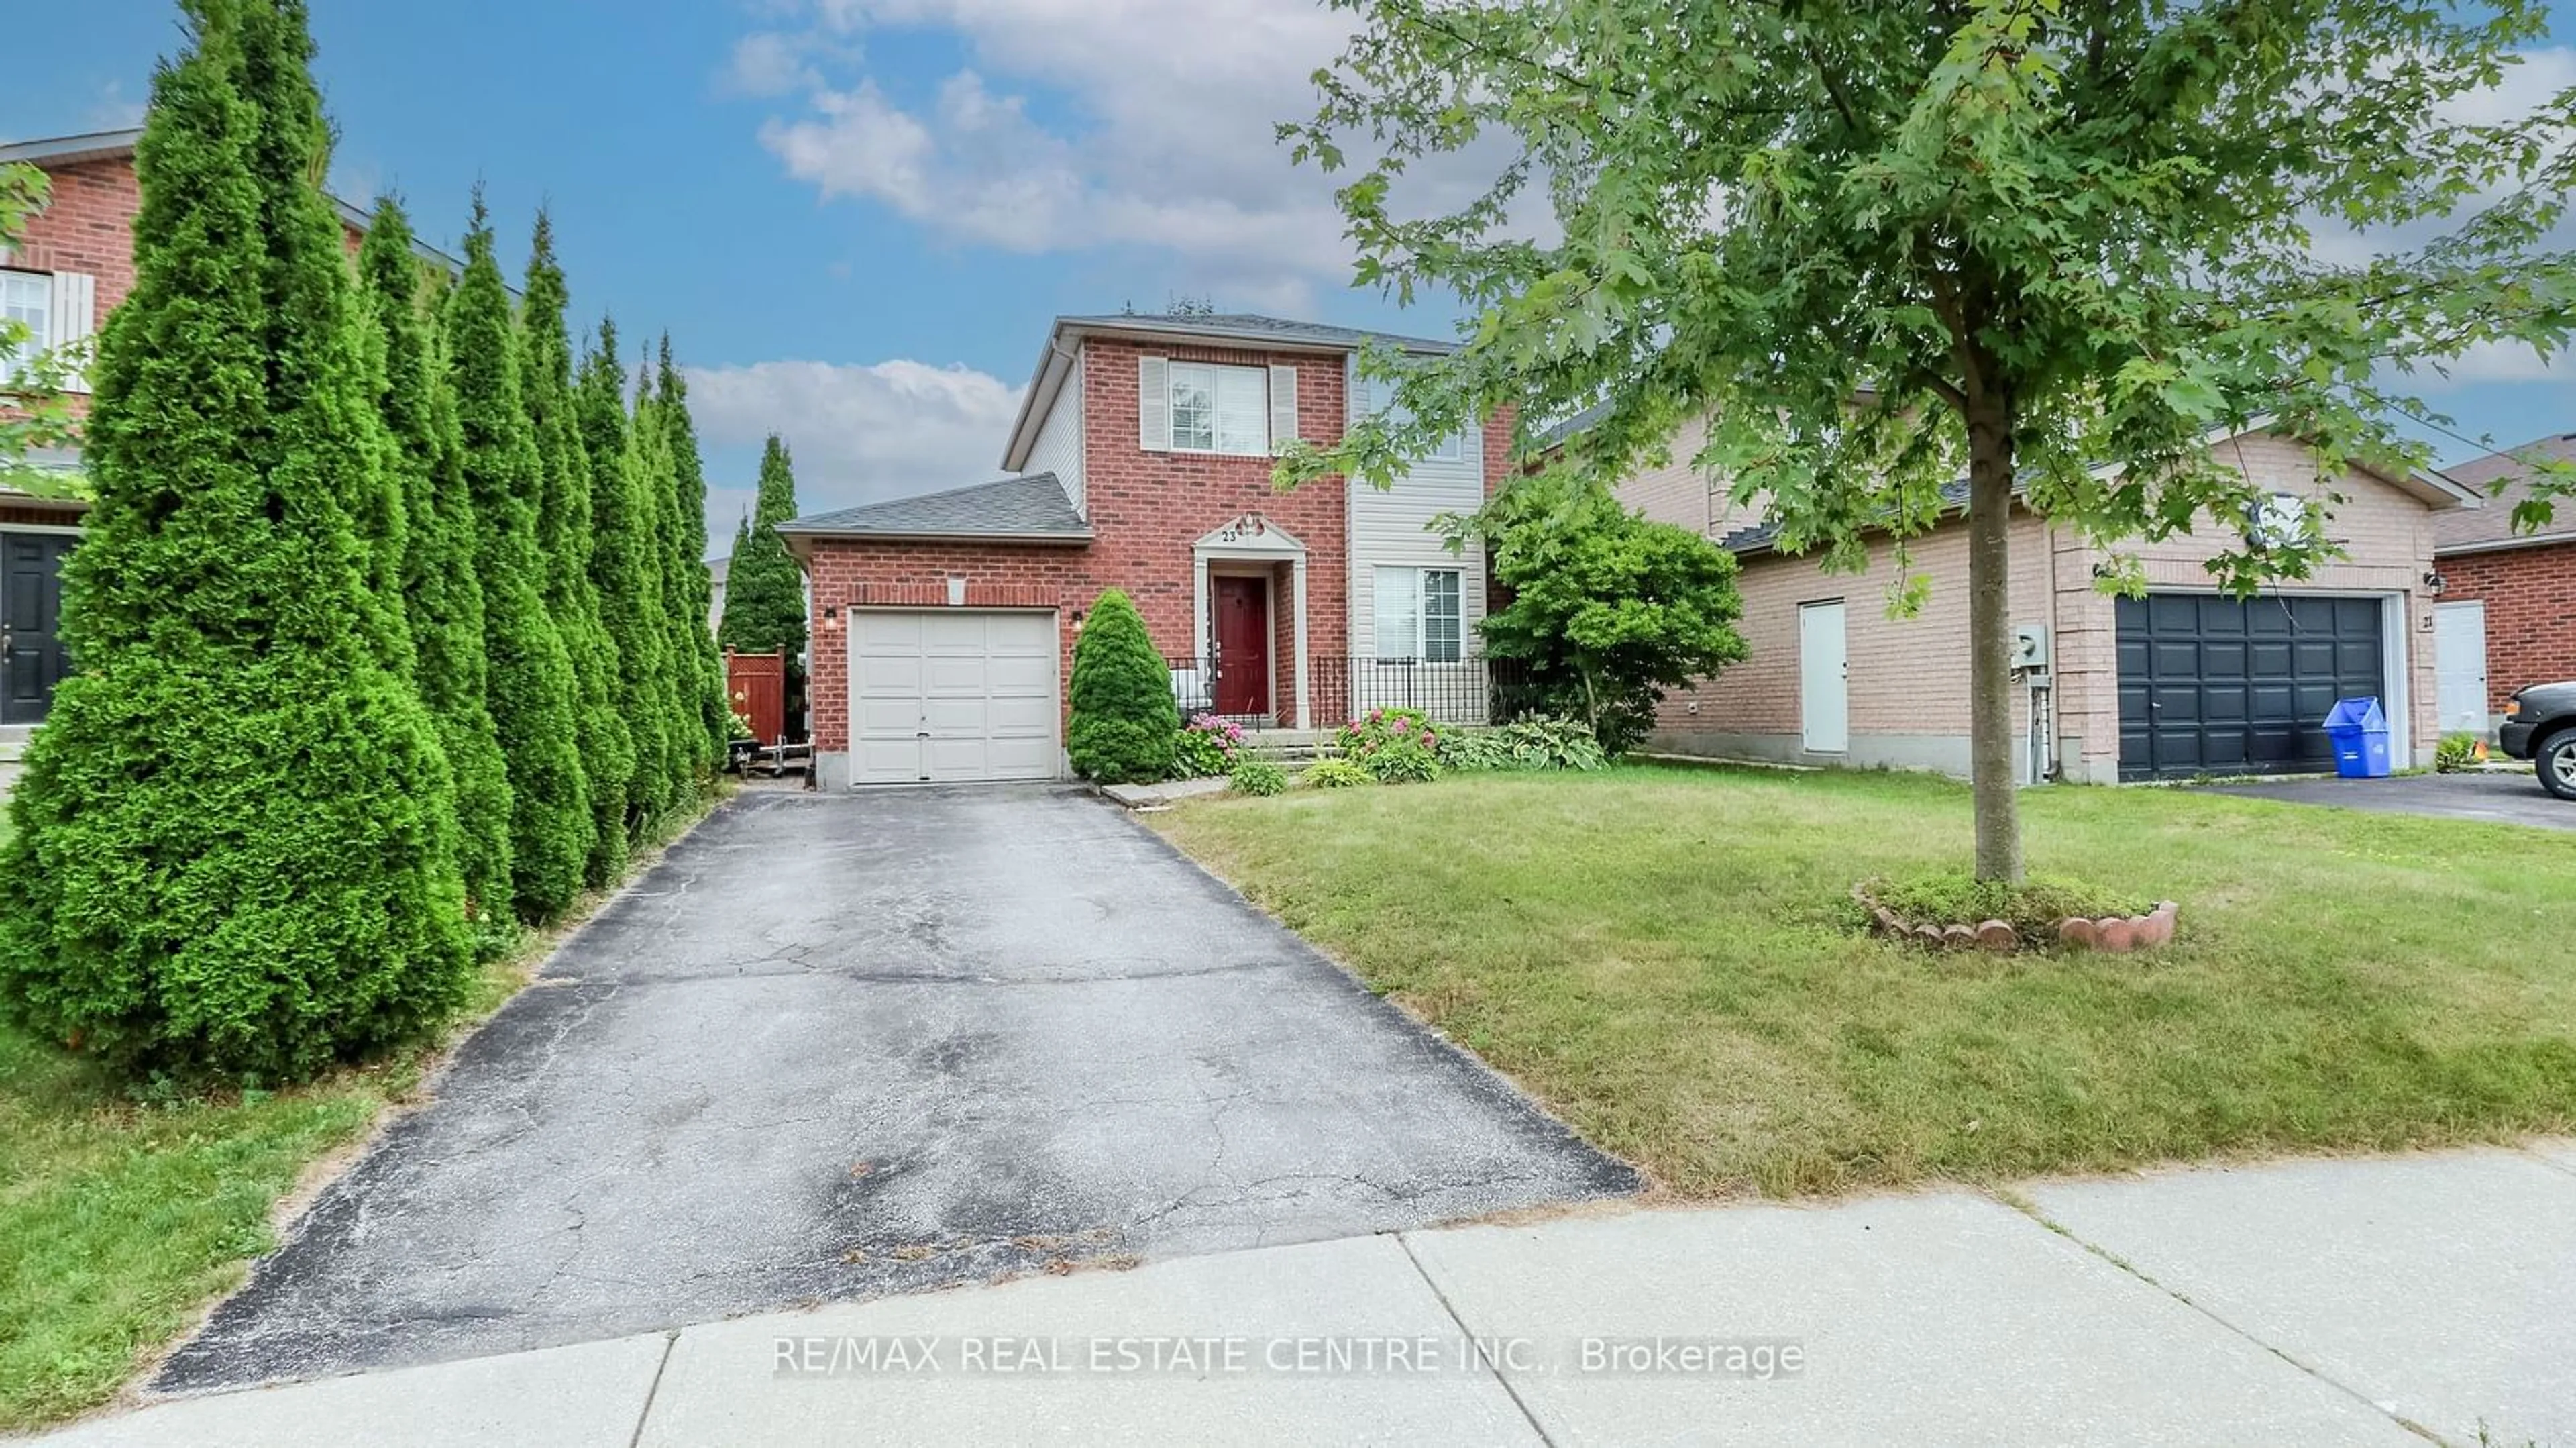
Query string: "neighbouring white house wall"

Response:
xmin=1343 ymin=364 xmax=1488 ymax=654
xmin=1342 ymin=362 xmax=1491 ymax=724
xmin=1026 ymin=352 xmax=1086 ymax=516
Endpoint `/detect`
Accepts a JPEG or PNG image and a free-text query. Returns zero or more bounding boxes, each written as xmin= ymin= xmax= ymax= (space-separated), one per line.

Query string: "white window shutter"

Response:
xmin=1268 ymin=365 xmax=1298 ymax=453
xmin=1138 ymin=356 xmax=1171 ymax=452
xmin=50 ymin=272 xmax=97 ymax=393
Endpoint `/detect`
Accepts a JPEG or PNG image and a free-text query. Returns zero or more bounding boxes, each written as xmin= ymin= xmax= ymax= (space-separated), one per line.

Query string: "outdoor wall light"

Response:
xmin=1070 ymin=609 xmax=1087 ymax=635
xmin=2422 ymin=570 xmax=2447 ymax=595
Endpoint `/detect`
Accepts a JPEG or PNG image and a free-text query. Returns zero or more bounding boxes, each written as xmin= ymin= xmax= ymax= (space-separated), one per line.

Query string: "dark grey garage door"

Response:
xmin=2116 ymin=594 xmax=2385 ymax=781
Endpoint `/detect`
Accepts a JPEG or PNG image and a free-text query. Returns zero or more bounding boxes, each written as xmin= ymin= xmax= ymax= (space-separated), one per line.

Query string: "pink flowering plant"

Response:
xmin=1336 ymin=707 xmax=1444 ymax=784
xmin=1171 ymin=711 xmax=1248 ymax=780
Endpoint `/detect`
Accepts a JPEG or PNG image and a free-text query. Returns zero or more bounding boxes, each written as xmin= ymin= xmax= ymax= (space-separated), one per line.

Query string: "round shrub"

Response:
xmin=1361 ymin=736 xmax=1443 ymax=784
xmin=1067 ymin=590 xmax=1180 ymax=784
xmin=1304 ymin=758 xmax=1375 ymax=788
xmin=1230 ymin=758 xmax=1291 ymax=796
xmin=1497 ymin=715 xmax=1610 ymax=770
xmin=1171 ymin=713 xmax=1246 ymax=780
xmin=1336 ymin=707 xmax=1444 ymax=761
xmin=1439 ymin=729 xmax=1516 ymax=773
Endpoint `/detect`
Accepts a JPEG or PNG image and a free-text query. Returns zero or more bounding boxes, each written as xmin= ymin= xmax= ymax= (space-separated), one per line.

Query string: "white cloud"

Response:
xmin=739 ymin=0 xmax=1366 ymax=295
xmin=722 ymin=32 xmax=825 ymax=98
xmin=2392 ymin=338 xmax=2565 ymax=391
xmin=684 ymin=358 xmax=1025 ymax=521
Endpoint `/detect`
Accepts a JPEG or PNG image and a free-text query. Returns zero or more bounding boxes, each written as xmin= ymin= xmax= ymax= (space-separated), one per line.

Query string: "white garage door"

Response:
xmin=851 ymin=611 xmax=1060 ymax=784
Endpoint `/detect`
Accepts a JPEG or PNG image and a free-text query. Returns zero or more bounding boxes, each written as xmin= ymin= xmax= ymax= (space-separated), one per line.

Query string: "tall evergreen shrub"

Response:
xmin=653 ymin=340 xmax=729 ymax=774
xmin=447 ymin=197 xmax=591 ymax=920
xmin=360 ymin=197 xmax=516 ymax=935
xmin=521 ymin=213 xmax=633 ymax=886
xmin=0 ymin=0 xmax=472 ymax=1082
xmin=578 ymin=319 xmax=672 ymax=832
xmin=717 ymin=434 xmax=809 ymax=735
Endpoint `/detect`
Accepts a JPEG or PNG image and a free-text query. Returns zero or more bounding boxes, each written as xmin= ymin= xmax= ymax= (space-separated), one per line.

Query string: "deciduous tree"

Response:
xmin=1284 ymin=0 xmax=2576 ymax=880
xmin=1474 ymin=476 xmax=1748 ymax=754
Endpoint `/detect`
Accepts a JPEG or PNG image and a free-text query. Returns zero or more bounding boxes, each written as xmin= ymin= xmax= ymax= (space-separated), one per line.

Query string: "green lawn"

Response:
xmin=1155 ymin=764 xmax=2576 ymax=1198
xmin=0 ymin=799 xmax=713 ymax=1430
xmin=0 ymin=1016 xmax=413 ymax=1428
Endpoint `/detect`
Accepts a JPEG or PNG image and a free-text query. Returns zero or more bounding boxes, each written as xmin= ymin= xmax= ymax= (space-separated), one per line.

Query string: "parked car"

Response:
xmin=2498 ymin=682 xmax=2576 ymax=801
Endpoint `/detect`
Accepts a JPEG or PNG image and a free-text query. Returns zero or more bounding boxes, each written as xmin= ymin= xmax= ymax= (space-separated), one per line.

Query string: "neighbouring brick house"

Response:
xmin=777 ymin=313 xmax=1510 ymax=787
xmin=2428 ymin=433 xmax=2576 ymax=735
xmin=1595 ymin=414 xmax=2481 ymax=782
xmin=1 ymin=127 xmax=463 ymax=731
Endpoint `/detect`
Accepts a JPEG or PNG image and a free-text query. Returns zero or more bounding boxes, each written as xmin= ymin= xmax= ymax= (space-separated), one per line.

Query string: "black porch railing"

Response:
xmin=1165 ymin=654 xmax=1539 ymax=729
xmin=1313 ymin=655 xmax=1536 ymax=728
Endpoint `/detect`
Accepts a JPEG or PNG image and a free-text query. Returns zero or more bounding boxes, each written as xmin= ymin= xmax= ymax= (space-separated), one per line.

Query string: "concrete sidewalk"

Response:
xmin=40 ymin=1142 xmax=2576 ymax=1447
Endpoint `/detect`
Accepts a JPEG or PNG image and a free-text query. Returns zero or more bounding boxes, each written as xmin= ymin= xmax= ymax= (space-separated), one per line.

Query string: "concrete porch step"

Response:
xmin=1236 ymin=729 xmax=1338 ymax=761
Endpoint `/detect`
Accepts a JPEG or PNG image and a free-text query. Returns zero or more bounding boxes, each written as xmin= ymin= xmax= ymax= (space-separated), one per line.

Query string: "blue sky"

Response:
xmin=8 ymin=1 xmax=2573 ymax=537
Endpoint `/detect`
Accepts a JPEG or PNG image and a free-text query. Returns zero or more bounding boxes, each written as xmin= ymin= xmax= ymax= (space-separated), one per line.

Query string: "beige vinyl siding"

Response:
xmin=1344 ymin=364 xmax=1487 ymax=659
xmin=1024 ymin=351 xmax=1086 ymax=517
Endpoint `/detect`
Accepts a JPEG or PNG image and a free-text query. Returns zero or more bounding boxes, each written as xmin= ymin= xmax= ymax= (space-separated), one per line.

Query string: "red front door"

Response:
xmin=1214 ymin=575 xmax=1271 ymax=717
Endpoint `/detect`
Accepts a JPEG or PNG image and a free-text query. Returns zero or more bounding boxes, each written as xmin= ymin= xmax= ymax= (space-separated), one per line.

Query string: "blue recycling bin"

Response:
xmin=2323 ymin=696 xmax=2392 ymax=779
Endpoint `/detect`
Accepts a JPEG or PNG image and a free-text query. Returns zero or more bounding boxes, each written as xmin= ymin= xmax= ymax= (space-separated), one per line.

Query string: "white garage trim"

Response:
xmin=849 ymin=608 xmax=1061 ymax=785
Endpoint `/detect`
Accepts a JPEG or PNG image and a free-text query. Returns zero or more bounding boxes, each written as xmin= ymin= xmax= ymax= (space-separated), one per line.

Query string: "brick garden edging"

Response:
xmin=1852 ymin=884 xmax=2180 ymax=954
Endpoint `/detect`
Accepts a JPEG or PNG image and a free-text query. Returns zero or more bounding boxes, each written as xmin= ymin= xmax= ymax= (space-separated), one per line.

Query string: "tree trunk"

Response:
xmin=1963 ymin=390 xmax=2023 ymax=883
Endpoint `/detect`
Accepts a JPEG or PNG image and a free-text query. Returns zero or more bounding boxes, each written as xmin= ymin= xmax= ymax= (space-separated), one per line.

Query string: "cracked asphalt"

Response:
xmin=158 ymin=786 xmax=1635 ymax=1390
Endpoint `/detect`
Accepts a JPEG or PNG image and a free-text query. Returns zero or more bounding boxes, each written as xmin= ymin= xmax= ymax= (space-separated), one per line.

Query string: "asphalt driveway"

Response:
xmin=157 ymin=787 xmax=1633 ymax=1392
xmin=2204 ymin=769 xmax=2574 ymax=831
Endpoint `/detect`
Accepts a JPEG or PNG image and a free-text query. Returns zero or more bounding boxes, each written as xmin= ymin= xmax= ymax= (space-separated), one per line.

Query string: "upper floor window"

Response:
xmin=1375 ymin=566 xmax=1462 ymax=663
xmin=1381 ymin=396 xmax=1466 ymax=464
xmin=1169 ymin=362 xmax=1270 ymax=456
xmin=0 ymin=269 xmax=49 ymax=381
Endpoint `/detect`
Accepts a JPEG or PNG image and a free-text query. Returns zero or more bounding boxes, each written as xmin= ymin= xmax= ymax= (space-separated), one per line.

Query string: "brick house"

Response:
xmin=2428 ymin=433 xmax=2576 ymax=736
xmin=1597 ymin=414 xmax=2481 ymax=782
xmin=1 ymin=127 xmax=463 ymax=731
xmin=777 ymin=313 xmax=1509 ymax=787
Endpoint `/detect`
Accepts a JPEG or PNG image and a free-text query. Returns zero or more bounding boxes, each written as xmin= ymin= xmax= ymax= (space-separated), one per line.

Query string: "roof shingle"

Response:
xmin=2432 ymin=433 xmax=2576 ymax=552
xmin=774 ymin=472 xmax=1089 ymax=541
xmin=1055 ymin=312 xmax=1460 ymax=354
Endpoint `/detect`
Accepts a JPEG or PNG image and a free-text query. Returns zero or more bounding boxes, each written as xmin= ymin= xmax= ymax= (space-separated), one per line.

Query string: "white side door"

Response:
xmin=1799 ymin=600 xmax=1849 ymax=754
xmin=2434 ymin=600 xmax=2489 ymax=735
